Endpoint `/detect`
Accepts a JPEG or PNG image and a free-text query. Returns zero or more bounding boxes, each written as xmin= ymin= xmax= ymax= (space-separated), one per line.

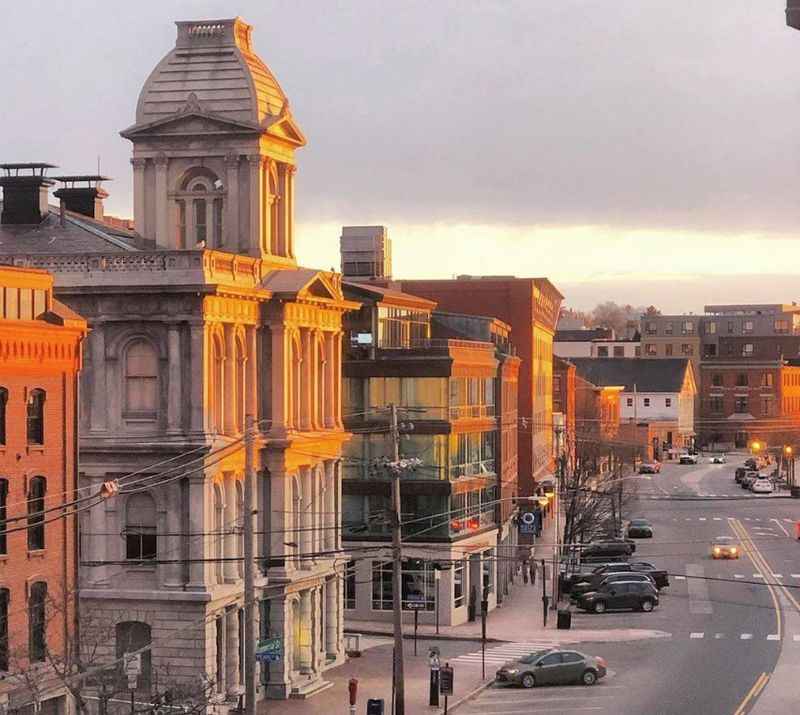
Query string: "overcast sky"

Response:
xmin=3 ymin=0 xmax=800 ymax=311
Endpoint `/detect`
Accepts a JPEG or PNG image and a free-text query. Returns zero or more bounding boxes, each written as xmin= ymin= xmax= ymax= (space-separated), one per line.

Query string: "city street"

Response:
xmin=458 ymin=455 xmax=800 ymax=715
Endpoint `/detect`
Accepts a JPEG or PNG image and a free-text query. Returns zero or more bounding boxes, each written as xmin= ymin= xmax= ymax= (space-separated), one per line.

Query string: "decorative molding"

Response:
xmin=131 ymin=158 xmax=148 ymax=170
xmin=224 ymin=152 xmax=240 ymax=168
xmin=178 ymin=92 xmax=207 ymax=115
xmin=154 ymin=152 xmax=169 ymax=167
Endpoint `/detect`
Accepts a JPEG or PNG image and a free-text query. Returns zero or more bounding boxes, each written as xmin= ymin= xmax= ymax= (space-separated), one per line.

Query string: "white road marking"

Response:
xmin=753 ymin=573 xmax=765 ymax=578
xmin=713 ymin=517 xmax=722 ymax=521
xmin=690 ymin=632 xmax=704 ymax=639
xmin=745 ymin=517 xmax=752 ymax=521
xmin=699 ymin=517 xmax=707 ymax=521
xmin=674 ymin=575 xmax=686 ymax=580
xmin=687 ymin=564 xmax=713 ymax=615
xmin=771 ymin=518 xmax=791 ymax=537
xmin=767 ymin=634 xmax=780 ymax=640
xmin=714 ymin=633 xmax=725 ymax=639
xmin=741 ymin=633 xmax=753 ymax=640
xmin=784 ymin=518 xmax=794 ymax=523
xmin=791 ymin=574 xmax=800 ymax=579
xmin=734 ymin=574 xmax=744 ymax=579
xmin=794 ymin=635 xmax=800 ymax=642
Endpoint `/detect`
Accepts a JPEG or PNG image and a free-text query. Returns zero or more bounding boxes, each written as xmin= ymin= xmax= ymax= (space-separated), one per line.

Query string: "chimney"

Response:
xmin=340 ymin=225 xmax=392 ymax=280
xmin=53 ymin=175 xmax=110 ymax=221
xmin=0 ymin=163 xmax=56 ymax=225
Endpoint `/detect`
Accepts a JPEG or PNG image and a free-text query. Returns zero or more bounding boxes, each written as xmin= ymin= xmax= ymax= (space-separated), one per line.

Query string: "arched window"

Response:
xmin=177 ymin=170 xmax=224 ymax=248
xmin=235 ymin=337 xmax=246 ymax=433
xmin=27 ymin=476 xmax=46 ymax=550
xmin=125 ymin=493 xmax=157 ymax=561
xmin=0 ymin=387 xmax=7 ymax=445
xmin=0 ymin=478 xmax=7 ymax=555
xmin=27 ymin=389 xmax=45 ymax=444
xmin=193 ymin=185 xmax=207 ymax=245
xmin=124 ymin=340 xmax=159 ymax=418
xmin=212 ymin=335 xmax=224 ymax=433
xmin=116 ymin=621 xmax=151 ymax=688
xmin=28 ymin=581 xmax=47 ymax=662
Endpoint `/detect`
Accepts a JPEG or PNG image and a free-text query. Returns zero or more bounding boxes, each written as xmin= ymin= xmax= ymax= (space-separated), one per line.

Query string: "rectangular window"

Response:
xmin=664 ymin=323 xmax=674 ymax=335
xmin=743 ymin=320 xmax=754 ymax=334
xmin=613 ymin=345 xmax=624 ymax=357
xmin=643 ymin=398 xmax=650 ymax=407
xmin=710 ymin=396 xmax=723 ymax=414
xmin=704 ymin=344 xmax=717 ymax=358
xmin=634 ymin=346 xmax=641 ymax=357
xmin=665 ymin=398 xmax=672 ymax=408
xmin=344 ymin=560 xmax=357 ymax=610
xmin=681 ymin=343 xmax=693 ymax=355
xmin=775 ymin=319 xmax=789 ymax=334
xmin=28 ymin=582 xmax=47 ymax=663
xmin=682 ymin=321 xmax=694 ymax=335
xmin=665 ymin=344 xmax=673 ymax=356
xmin=761 ymin=373 xmax=774 ymax=388
xmin=735 ymin=397 xmax=749 ymax=413
xmin=712 ymin=373 xmax=723 ymax=387
xmin=762 ymin=398 xmax=773 ymax=416
xmin=646 ymin=322 xmax=657 ymax=335
xmin=0 ymin=589 xmax=7 ymax=671
xmin=626 ymin=398 xmax=633 ymax=407
xmin=727 ymin=320 xmax=735 ymax=334
xmin=482 ymin=550 xmax=494 ymax=596
xmin=453 ymin=560 xmax=465 ymax=608
xmin=736 ymin=373 xmax=748 ymax=387
xmin=0 ymin=480 xmax=6 ymax=556
xmin=597 ymin=346 xmax=608 ymax=357
xmin=371 ymin=560 xmax=436 ymax=611
xmin=707 ymin=322 xmax=717 ymax=335
xmin=645 ymin=343 xmax=656 ymax=356
xmin=742 ymin=343 xmax=754 ymax=357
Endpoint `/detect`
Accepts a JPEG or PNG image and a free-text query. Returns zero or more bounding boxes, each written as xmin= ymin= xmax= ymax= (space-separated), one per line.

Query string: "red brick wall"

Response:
xmin=0 ymin=328 xmax=82 ymax=668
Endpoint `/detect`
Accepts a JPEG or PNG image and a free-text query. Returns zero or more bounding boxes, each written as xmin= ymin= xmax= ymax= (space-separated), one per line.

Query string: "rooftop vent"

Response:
xmin=53 ymin=175 xmax=110 ymax=220
xmin=0 ymin=163 xmax=56 ymax=225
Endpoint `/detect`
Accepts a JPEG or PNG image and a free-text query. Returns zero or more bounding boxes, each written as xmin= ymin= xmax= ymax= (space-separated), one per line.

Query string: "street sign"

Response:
xmin=406 ymin=594 xmax=426 ymax=610
xmin=256 ymin=637 xmax=282 ymax=655
xmin=127 ymin=675 xmax=138 ymax=691
xmin=440 ymin=664 xmax=454 ymax=696
xmin=123 ymin=653 xmax=142 ymax=677
xmin=255 ymin=651 xmax=281 ymax=663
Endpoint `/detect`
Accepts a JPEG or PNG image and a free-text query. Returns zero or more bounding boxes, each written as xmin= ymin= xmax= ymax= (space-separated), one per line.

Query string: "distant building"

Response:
xmin=0 ymin=266 xmax=86 ymax=715
xmin=554 ymin=328 xmax=640 ymax=359
xmin=570 ymin=358 xmax=696 ymax=456
xmin=640 ymin=314 xmax=702 ymax=380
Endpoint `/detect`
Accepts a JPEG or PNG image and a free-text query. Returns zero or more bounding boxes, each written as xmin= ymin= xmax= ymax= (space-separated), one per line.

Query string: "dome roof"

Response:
xmin=134 ymin=18 xmax=289 ymax=128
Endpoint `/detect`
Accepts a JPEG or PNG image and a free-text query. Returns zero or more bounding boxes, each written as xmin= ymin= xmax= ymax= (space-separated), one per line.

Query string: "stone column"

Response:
xmin=324 ymin=461 xmax=335 ymax=551
xmin=246 ymin=326 xmax=258 ymax=423
xmin=300 ymin=328 xmax=312 ymax=431
xmin=188 ymin=323 xmax=206 ymax=433
xmin=325 ymin=578 xmax=338 ymax=657
xmin=298 ymin=590 xmax=312 ymax=671
xmin=167 ymin=324 xmax=182 ymax=433
xmin=225 ymin=607 xmax=241 ymax=694
xmin=247 ymin=154 xmax=262 ymax=256
xmin=334 ymin=332 xmax=343 ymax=428
xmin=131 ymin=158 xmax=147 ymax=237
xmin=187 ymin=477 xmax=207 ymax=589
xmin=300 ymin=466 xmax=312 ymax=564
xmin=225 ymin=153 xmax=240 ymax=249
xmin=270 ymin=325 xmax=288 ymax=433
xmin=154 ymin=153 xmax=169 ymax=247
xmin=335 ymin=460 xmax=343 ymax=550
xmin=223 ymin=475 xmax=238 ymax=583
xmin=276 ymin=163 xmax=288 ymax=257
xmin=286 ymin=165 xmax=296 ymax=259
xmin=87 ymin=477 xmax=108 ymax=586
xmin=164 ymin=480 xmax=184 ymax=587
xmin=223 ymin=324 xmax=236 ymax=435
xmin=324 ymin=332 xmax=336 ymax=429
xmin=311 ymin=331 xmax=322 ymax=430
xmin=89 ymin=326 xmax=107 ymax=432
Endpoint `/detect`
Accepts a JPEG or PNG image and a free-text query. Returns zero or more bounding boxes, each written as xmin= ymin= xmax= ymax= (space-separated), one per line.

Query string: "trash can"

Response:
xmin=557 ymin=608 xmax=572 ymax=630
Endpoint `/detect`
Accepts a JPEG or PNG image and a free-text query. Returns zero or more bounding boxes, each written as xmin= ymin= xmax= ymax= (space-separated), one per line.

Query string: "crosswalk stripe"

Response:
xmin=713 ymin=517 xmax=722 ymax=521
xmin=753 ymin=574 xmax=764 ymax=578
xmin=741 ymin=634 xmax=753 ymax=640
xmin=767 ymin=634 xmax=780 ymax=640
xmin=675 ymin=575 xmax=686 ymax=580
xmin=699 ymin=517 xmax=707 ymax=521
xmin=734 ymin=574 xmax=744 ymax=579
xmin=690 ymin=632 xmax=704 ymax=639
xmin=792 ymin=574 xmax=800 ymax=579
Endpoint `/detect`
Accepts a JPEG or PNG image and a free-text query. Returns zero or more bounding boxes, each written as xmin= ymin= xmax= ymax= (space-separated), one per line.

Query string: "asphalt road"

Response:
xmin=459 ymin=455 xmax=800 ymax=715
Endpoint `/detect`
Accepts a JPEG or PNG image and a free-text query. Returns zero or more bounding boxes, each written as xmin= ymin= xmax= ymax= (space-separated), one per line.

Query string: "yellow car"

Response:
xmin=711 ymin=536 xmax=739 ymax=559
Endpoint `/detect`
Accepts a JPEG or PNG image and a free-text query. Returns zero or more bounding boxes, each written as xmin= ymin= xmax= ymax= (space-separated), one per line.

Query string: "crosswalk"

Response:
xmin=450 ymin=641 xmax=560 ymax=667
xmin=669 ymin=516 xmax=795 ymax=524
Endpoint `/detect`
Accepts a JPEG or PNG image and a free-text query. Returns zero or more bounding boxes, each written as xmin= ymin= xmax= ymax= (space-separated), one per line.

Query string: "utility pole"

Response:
xmin=390 ymin=403 xmax=406 ymax=715
xmin=243 ymin=414 xmax=256 ymax=715
xmin=551 ymin=426 xmax=562 ymax=610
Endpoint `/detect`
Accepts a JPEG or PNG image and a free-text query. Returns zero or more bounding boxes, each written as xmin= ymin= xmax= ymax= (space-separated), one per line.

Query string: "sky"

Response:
xmin=2 ymin=0 xmax=800 ymax=312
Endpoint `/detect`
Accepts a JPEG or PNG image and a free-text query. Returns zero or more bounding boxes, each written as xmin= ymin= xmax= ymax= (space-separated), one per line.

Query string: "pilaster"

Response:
xmin=300 ymin=328 xmax=312 ymax=431
xmin=154 ymin=153 xmax=169 ymax=247
xmin=224 ymin=324 xmax=236 ymax=435
xmin=167 ymin=324 xmax=182 ymax=433
xmin=131 ymin=158 xmax=147 ymax=237
xmin=89 ymin=326 xmax=107 ymax=432
xmin=247 ymin=154 xmax=262 ymax=257
xmin=225 ymin=153 xmax=240 ymax=249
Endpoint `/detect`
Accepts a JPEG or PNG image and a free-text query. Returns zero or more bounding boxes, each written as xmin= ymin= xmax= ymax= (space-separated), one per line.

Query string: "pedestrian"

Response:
xmin=529 ymin=559 xmax=536 ymax=586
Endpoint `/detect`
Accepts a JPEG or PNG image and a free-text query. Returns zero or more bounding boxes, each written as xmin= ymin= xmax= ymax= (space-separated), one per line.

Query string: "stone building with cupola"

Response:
xmin=0 ymin=17 xmax=356 ymax=706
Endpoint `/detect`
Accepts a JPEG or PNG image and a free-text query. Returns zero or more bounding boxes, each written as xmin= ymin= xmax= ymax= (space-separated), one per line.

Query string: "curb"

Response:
xmin=443 ymin=677 xmax=494 ymax=713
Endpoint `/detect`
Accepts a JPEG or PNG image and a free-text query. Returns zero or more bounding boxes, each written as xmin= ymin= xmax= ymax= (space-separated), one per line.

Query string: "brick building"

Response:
xmin=398 ymin=276 xmax=563 ymax=496
xmin=340 ymin=281 xmax=521 ymax=626
xmin=0 ymin=266 xmax=87 ymax=714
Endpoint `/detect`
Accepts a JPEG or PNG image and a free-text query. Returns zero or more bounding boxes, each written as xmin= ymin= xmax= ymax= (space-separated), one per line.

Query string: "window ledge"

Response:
xmin=27 ymin=445 xmax=45 ymax=455
xmin=123 ymin=415 xmax=158 ymax=423
xmin=27 ymin=549 xmax=46 ymax=559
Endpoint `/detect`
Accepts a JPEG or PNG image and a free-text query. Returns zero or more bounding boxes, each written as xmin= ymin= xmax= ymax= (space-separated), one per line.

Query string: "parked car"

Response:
xmin=495 ymin=648 xmax=607 ymax=688
xmin=575 ymin=581 xmax=659 ymax=613
xmin=564 ymin=561 xmax=669 ymax=591
xmin=734 ymin=467 xmax=748 ymax=484
xmin=744 ymin=458 xmax=758 ymax=469
xmin=741 ymin=473 xmax=759 ymax=490
xmin=580 ymin=540 xmax=634 ymax=562
xmin=571 ymin=571 xmax=656 ymax=598
xmin=560 ymin=561 xmax=629 ymax=593
xmin=751 ymin=478 xmax=774 ymax=494
xmin=639 ymin=462 xmax=662 ymax=474
xmin=709 ymin=454 xmax=727 ymax=464
xmin=679 ymin=453 xmax=700 ymax=465
xmin=711 ymin=536 xmax=739 ymax=559
xmin=627 ymin=518 xmax=654 ymax=539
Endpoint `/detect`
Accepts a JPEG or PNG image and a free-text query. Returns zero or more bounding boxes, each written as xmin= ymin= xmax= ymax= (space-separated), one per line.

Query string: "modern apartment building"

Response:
xmin=340 ymin=281 xmax=521 ymax=626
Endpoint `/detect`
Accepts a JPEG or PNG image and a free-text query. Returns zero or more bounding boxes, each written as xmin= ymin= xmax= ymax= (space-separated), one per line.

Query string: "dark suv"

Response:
xmin=576 ymin=581 xmax=659 ymax=613
xmin=572 ymin=562 xmax=668 ymax=590
xmin=580 ymin=541 xmax=634 ymax=561
xmin=571 ymin=572 xmax=655 ymax=599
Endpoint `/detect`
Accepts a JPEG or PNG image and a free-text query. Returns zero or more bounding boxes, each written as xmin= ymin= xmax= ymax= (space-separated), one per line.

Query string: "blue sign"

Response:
xmin=256 ymin=652 xmax=281 ymax=663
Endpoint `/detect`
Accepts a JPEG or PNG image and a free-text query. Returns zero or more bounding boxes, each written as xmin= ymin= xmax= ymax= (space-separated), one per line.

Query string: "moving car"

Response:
xmin=711 ymin=536 xmax=739 ymax=559
xmin=627 ymin=518 xmax=654 ymax=539
xmin=734 ymin=467 xmax=748 ymax=484
xmin=495 ymin=648 xmax=607 ymax=688
xmin=639 ymin=462 xmax=662 ymax=474
xmin=709 ymin=454 xmax=727 ymax=464
xmin=679 ymin=453 xmax=700 ymax=465
xmin=571 ymin=571 xmax=656 ymax=598
xmin=575 ymin=580 xmax=659 ymax=613
xmin=750 ymin=478 xmax=774 ymax=494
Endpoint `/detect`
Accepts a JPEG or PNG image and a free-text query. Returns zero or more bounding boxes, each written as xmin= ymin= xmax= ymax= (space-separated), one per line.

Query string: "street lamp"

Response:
xmin=751 ymin=441 xmax=762 ymax=453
